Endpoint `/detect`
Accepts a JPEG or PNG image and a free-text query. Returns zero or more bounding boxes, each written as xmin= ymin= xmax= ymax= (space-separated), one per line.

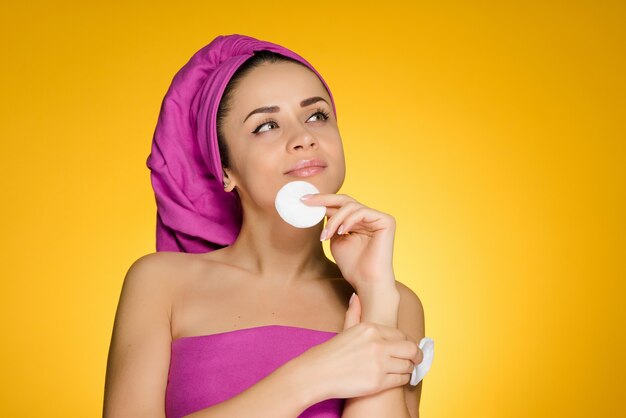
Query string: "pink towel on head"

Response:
xmin=146 ymin=34 xmax=338 ymax=253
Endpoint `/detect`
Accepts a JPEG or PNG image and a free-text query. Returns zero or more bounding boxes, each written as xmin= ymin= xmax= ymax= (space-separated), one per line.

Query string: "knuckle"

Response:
xmin=358 ymin=322 xmax=374 ymax=331
xmin=341 ymin=194 xmax=358 ymax=203
xmin=345 ymin=201 xmax=360 ymax=210
xmin=361 ymin=322 xmax=378 ymax=335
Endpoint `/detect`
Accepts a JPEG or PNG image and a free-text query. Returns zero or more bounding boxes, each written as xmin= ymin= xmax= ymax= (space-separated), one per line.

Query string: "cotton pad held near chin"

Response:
xmin=275 ymin=181 xmax=326 ymax=228
xmin=410 ymin=337 xmax=435 ymax=385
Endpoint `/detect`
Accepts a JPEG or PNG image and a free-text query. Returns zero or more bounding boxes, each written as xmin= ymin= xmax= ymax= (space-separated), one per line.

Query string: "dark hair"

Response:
xmin=215 ymin=50 xmax=309 ymax=173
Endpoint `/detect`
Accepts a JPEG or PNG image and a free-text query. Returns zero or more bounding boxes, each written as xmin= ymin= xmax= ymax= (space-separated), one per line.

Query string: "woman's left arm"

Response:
xmin=341 ymin=280 xmax=425 ymax=418
xmin=301 ymin=193 xmax=425 ymax=418
xmin=395 ymin=280 xmax=426 ymax=418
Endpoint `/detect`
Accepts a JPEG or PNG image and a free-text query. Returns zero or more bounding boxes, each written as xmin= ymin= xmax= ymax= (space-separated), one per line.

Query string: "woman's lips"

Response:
xmin=285 ymin=166 xmax=326 ymax=177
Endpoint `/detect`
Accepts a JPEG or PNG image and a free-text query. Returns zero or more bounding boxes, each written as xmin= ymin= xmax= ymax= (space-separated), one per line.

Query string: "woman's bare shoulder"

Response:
xmin=131 ymin=249 xmax=234 ymax=288
xmin=126 ymin=251 xmax=190 ymax=276
xmin=122 ymin=251 xmax=213 ymax=295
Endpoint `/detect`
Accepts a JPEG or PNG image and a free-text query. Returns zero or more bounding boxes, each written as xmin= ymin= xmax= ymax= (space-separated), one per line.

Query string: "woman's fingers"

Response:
xmin=386 ymin=356 xmax=418 ymax=374
xmin=335 ymin=206 xmax=379 ymax=236
xmin=381 ymin=373 xmax=412 ymax=391
xmin=301 ymin=193 xmax=357 ymax=208
xmin=310 ymin=197 xmax=390 ymax=240
xmin=343 ymin=293 xmax=362 ymax=330
xmin=361 ymin=322 xmax=408 ymax=342
xmin=361 ymin=323 xmax=423 ymax=365
xmin=321 ymin=201 xmax=362 ymax=240
xmin=387 ymin=340 xmax=423 ymax=366
xmin=301 ymin=193 xmax=363 ymax=240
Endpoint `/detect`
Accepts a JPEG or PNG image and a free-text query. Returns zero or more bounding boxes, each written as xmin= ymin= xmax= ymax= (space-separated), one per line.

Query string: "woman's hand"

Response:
xmin=295 ymin=293 xmax=423 ymax=402
xmin=301 ymin=192 xmax=397 ymax=291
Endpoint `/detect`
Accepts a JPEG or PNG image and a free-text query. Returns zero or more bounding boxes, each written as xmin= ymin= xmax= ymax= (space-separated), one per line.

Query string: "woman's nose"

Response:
xmin=290 ymin=126 xmax=318 ymax=150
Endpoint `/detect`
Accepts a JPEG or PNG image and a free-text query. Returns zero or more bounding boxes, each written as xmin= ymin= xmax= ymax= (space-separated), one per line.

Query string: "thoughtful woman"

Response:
xmin=103 ymin=34 xmax=426 ymax=418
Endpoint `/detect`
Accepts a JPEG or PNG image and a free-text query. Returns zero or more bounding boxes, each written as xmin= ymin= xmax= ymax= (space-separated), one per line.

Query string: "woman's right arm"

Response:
xmin=183 ymin=357 xmax=321 ymax=418
xmin=102 ymin=253 xmax=324 ymax=418
xmin=103 ymin=253 xmax=173 ymax=418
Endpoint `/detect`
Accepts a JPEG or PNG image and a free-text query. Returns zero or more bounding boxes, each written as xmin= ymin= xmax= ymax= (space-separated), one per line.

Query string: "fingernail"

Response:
xmin=349 ymin=292 xmax=356 ymax=305
xmin=337 ymin=225 xmax=344 ymax=235
xmin=300 ymin=194 xmax=312 ymax=201
xmin=320 ymin=228 xmax=327 ymax=241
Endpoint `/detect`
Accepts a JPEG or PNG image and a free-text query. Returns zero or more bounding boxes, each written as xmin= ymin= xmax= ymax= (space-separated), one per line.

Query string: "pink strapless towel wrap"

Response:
xmin=145 ymin=34 xmax=338 ymax=254
xmin=166 ymin=325 xmax=344 ymax=417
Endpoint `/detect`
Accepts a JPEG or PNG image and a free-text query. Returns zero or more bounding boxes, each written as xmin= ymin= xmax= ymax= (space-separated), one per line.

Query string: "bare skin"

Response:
xmin=103 ymin=60 xmax=423 ymax=418
xmin=170 ymin=249 xmax=355 ymax=341
xmin=172 ymin=59 xmax=352 ymax=338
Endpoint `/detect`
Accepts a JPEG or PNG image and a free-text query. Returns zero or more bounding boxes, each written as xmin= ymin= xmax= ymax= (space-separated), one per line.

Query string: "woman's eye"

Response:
xmin=252 ymin=110 xmax=329 ymax=135
xmin=252 ymin=120 xmax=277 ymax=134
xmin=308 ymin=110 xmax=330 ymax=122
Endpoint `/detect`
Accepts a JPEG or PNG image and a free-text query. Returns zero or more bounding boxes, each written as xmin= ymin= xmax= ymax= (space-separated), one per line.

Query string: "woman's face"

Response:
xmin=221 ymin=61 xmax=345 ymax=208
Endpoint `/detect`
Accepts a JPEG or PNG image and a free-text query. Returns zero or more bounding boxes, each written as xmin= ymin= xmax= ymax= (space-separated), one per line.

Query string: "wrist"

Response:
xmin=356 ymin=281 xmax=399 ymax=299
xmin=278 ymin=353 xmax=327 ymax=409
xmin=353 ymin=272 xmax=397 ymax=295
xmin=358 ymin=287 xmax=400 ymax=327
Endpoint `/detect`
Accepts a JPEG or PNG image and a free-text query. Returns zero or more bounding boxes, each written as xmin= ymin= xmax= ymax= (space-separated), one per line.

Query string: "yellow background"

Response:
xmin=1 ymin=1 xmax=624 ymax=416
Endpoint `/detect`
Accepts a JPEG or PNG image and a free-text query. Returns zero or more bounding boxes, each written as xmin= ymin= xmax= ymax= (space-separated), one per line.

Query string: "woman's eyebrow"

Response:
xmin=242 ymin=96 xmax=329 ymax=124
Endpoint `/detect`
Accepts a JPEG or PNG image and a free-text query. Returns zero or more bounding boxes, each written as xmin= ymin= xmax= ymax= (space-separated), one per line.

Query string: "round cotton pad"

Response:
xmin=275 ymin=181 xmax=326 ymax=228
xmin=410 ymin=337 xmax=435 ymax=386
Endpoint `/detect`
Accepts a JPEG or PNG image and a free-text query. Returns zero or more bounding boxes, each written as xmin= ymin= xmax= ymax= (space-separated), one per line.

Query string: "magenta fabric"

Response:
xmin=146 ymin=34 xmax=338 ymax=253
xmin=165 ymin=325 xmax=344 ymax=417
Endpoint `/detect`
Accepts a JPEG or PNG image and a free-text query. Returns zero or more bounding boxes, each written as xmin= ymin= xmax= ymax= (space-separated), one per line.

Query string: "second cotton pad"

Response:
xmin=275 ymin=181 xmax=326 ymax=228
xmin=410 ymin=337 xmax=435 ymax=385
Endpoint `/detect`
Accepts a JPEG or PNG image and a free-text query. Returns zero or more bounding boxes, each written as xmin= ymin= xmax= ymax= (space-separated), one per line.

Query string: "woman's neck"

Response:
xmin=220 ymin=210 xmax=335 ymax=285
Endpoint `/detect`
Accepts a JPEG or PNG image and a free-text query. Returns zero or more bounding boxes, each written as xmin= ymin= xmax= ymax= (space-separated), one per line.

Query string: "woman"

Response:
xmin=103 ymin=34 xmax=426 ymax=418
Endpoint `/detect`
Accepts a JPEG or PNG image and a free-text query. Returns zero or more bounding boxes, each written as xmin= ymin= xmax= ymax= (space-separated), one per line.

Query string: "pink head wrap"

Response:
xmin=146 ymin=34 xmax=337 ymax=253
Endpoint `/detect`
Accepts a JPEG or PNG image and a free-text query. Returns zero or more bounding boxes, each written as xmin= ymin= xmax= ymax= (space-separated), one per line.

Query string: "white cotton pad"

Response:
xmin=410 ymin=337 xmax=435 ymax=386
xmin=274 ymin=181 xmax=326 ymax=228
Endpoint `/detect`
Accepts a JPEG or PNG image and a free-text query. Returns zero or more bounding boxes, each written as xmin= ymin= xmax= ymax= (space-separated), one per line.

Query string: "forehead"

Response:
xmin=230 ymin=61 xmax=330 ymax=108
